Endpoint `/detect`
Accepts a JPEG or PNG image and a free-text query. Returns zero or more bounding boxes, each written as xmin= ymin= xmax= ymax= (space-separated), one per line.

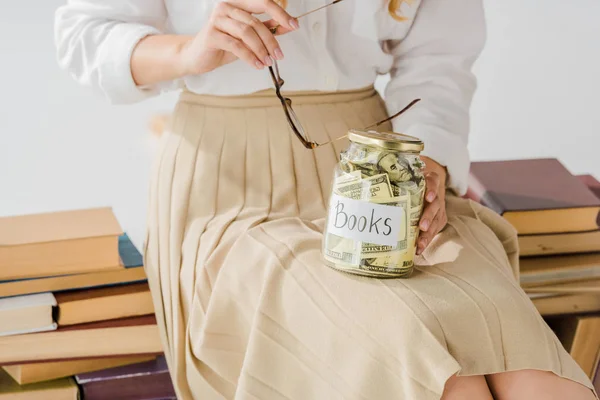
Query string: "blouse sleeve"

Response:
xmin=382 ymin=0 xmax=486 ymax=195
xmin=54 ymin=0 xmax=168 ymax=104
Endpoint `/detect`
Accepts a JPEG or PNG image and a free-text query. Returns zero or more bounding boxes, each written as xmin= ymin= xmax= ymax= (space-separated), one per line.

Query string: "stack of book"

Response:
xmin=0 ymin=207 xmax=175 ymax=399
xmin=466 ymin=158 xmax=600 ymax=386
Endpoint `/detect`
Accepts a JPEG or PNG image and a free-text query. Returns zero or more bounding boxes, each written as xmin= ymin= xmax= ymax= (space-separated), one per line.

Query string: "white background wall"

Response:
xmin=1 ymin=0 xmax=599 ymax=250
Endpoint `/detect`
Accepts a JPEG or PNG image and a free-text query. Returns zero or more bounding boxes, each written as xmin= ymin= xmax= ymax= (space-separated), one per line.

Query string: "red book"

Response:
xmin=467 ymin=158 xmax=600 ymax=235
xmin=514 ymin=174 xmax=600 ymax=257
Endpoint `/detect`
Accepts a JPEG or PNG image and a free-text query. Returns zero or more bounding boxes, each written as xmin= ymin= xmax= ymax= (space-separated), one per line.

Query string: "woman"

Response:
xmin=54 ymin=1 xmax=597 ymax=399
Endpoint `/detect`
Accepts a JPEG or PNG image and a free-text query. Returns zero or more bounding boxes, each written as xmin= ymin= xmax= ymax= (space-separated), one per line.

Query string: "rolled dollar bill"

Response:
xmin=360 ymin=250 xmax=414 ymax=273
xmin=360 ymin=193 xmax=410 ymax=257
xmin=334 ymin=170 xmax=362 ymax=186
xmin=335 ymin=173 xmax=393 ymax=200
xmin=324 ymin=233 xmax=362 ymax=266
xmin=377 ymin=152 xmax=414 ymax=184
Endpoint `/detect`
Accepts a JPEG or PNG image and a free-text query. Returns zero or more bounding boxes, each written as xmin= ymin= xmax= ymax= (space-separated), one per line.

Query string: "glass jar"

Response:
xmin=322 ymin=129 xmax=426 ymax=278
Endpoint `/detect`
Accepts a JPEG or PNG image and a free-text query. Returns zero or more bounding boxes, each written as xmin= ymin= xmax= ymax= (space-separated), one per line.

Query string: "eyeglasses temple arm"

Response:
xmin=294 ymin=0 xmax=343 ymax=19
xmin=363 ymin=98 xmax=421 ymax=130
xmin=269 ymin=0 xmax=344 ymax=34
xmin=312 ymin=99 xmax=422 ymax=149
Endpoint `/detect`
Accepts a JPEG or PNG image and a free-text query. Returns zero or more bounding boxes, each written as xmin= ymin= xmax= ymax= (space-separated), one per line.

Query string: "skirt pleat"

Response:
xmin=144 ymin=87 xmax=597 ymax=399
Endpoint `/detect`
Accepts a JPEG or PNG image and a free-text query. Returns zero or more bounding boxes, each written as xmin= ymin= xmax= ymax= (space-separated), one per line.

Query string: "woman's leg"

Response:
xmin=486 ymin=370 xmax=596 ymax=400
xmin=441 ymin=374 xmax=494 ymax=400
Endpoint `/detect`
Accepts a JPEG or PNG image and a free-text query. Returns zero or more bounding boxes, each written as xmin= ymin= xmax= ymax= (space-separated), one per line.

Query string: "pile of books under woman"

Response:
xmin=0 ymin=207 xmax=175 ymax=400
xmin=466 ymin=157 xmax=600 ymax=390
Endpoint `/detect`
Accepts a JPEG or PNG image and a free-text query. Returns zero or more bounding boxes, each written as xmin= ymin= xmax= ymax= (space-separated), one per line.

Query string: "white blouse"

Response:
xmin=54 ymin=0 xmax=486 ymax=195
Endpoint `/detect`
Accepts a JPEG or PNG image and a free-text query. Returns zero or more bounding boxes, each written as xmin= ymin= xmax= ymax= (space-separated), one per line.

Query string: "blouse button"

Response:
xmin=312 ymin=22 xmax=321 ymax=33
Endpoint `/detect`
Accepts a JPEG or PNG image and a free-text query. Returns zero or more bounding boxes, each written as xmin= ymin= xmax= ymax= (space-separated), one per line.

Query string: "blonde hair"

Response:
xmin=276 ymin=0 xmax=411 ymax=22
xmin=388 ymin=0 xmax=412 ymax=21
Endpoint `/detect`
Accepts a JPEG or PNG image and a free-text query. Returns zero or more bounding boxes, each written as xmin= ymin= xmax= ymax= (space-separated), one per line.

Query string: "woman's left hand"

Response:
xmin=416 ymin=157 xmax=448 ymax=255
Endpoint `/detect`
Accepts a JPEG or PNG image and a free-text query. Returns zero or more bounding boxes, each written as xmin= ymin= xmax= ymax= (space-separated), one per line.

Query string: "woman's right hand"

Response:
xmin=178 ymin=0 xmax=298 ymax=76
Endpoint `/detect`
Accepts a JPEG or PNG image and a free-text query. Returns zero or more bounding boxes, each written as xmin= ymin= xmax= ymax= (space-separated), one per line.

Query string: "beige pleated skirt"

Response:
xmin=143 ymin=86 xmax=596 ymax=399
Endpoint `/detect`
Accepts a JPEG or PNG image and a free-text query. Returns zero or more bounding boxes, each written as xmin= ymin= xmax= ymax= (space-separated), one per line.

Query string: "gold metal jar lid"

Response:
xmin=347 ymin=129 xmax=424 ymax=153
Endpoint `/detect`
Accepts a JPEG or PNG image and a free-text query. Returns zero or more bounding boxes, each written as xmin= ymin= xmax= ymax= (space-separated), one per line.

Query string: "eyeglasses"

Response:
xmin=268 ymin=58 xmax=421 ymax=149
xmin=268 ymin=0 xmax=421 ymax=149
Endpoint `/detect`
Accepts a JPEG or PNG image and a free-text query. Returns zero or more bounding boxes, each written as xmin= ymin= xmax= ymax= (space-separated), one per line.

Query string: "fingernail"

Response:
xmin=263 ymin=56 xmax=273 ymax=67
xmin=420 ymin=219 xmax=429 ymax=231
xmin=427 ymin=191 xmax=436 ymax=202
xmin=274 ymin=48 xmax=284 ymax=60
xmin=289 ymin=19 xmax=299 ymax=30
xmin=255 ymin=60 xmax=264 ymax=69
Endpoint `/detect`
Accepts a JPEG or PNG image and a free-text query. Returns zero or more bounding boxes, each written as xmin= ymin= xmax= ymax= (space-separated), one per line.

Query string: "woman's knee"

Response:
xmin=485 ymin=369 xmax=596 ymax=400
xmin=441 ymin=374 xmax=494 ymax=400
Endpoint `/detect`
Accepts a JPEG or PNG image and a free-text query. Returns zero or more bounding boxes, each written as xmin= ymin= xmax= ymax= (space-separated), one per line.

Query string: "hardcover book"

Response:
xmin=76 ymin=355 xmax=176 ymax=400
xmin=0 ymin=293 xmax=56 ymax=337
xmin=3 ymin=355 xmax=156 ymax=385
xmin=0 ymin=207 xmax=123 ymax=280
xmin=466 ymin=158 xmax=600 ymax=235
xmin=0 ymin=315 xmax=161 ymax=365
xmin=0 ymin=369 xmax=78 ymax=400
xmin=55 ymin=282 xmax=153 ymax=326
xmin=0 ymin=234 xmax=145 ymax=299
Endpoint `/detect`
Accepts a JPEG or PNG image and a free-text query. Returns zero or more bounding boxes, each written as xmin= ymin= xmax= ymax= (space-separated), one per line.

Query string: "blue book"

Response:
xmin=0 ymin=234 xmax=146 ymax=298
xmin=115 ymin=234 xmax=144 ymax=268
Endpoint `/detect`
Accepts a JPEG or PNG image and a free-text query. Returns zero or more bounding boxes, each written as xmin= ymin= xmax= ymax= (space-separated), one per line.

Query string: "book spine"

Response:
xmin=80 ymin=372 xmax=176 ymax=400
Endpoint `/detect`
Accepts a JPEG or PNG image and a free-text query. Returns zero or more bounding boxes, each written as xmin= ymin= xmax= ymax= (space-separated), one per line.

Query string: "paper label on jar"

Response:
xmin=327 ymin=193 xmax=406 ymax=247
